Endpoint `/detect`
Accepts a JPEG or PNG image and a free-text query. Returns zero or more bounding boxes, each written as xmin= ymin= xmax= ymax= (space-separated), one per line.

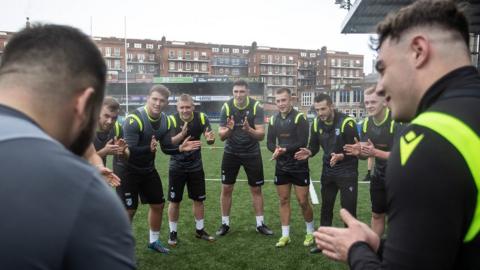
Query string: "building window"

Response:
xmin=127 ymin=53 xmax=133 ymax=61
xmin=149 ymin=65 xmax=155 ymax=72
xmin=340 ymin=90 xmax=350 ymax=103
xmin=105 ymin=47 xmax=111 ymax=57
xmin=274 ymin=77 xmax=280 ymax=85
xmin=353 ymin=89 xmax=362 ymax=103
xmin=185 ymin=62 xmax=191 ymax=70
xmin=194 ymin=51 xmax=199 ymax=59
xmin=301 ymin=92 xmax=314 ymax=107
xmin=242 ymin=49 xmax=249 ymax=54
xmin=232 ymin=68 xmax=240 ymax=76
xmin=138 ymin=65 xmax=145 ymax=73
xmin=310 ymin=53 xmax=316 ymax=58
xmin=178 ymin=62 xmax=183 ymax=71
xmin=169 ymin=62 xmax=175 ymax=70
xmin=146 ymin=43 xmax=153 ymax=49
xmin=177 ymin=50 xmax=183 ymax=59
xmin=274 ymin=66 xmax=280 ymax=74
xmin=127 ymin=64 xmax=134 ymax=72
xmin=343 ymin=69 xmax=348 ymax=77
xmin=288 ymin=78 xmax=293 ymax=86
xmin=355 ymin=70 xmax=360 ymax=77
xmin=169 ymin=50 xmax=175 ymax=59
xmin=301 ymin=52 xmax=307 ymax=57
xmin=331 ymin=69 xmax=336 ymax=76
xmin=158 ymin=44 xmax=162 ymax=49
xmin=113 ymin=47 xmax=120 ymax=57
xmin=138 ymin=54 xmax=145 ymax=62
xmin=212 ymin=47 xmax=219 ymax=52
xmin=201 ymin=63 xmax=207 ymax=72
xmin=114 ymin=60 xmax=121 ymax=70
xmin=201 ymin=52 xmax=207 ymax=58
xmin=288 ymin=66 xmax=293 ymax=75
xmin=260 ymin=65 xmax=267 ymax=74
xmin=268 ymin=55 xmax=272 ymax=63
xmin=260 ymin=55 xmax=266 ymax=63
xmin=331 ymin=58 xmax=335 ymax=66
xmin=219 ymin=68 xmax=224 ymax=74
xmin=282 ymin=55 xmax=286 ymax=64
xmin=194 ymin=63 xmax=199 ymax=71
xmin=126 ymin=43 xmax=130 ymax=48
xmin=149 ymin=54 xmax=155 ymax=61
xmin=222 ymin=48 xmax=229 ymax=53
xmin=134 ymin=43 xmax=142 ymax=49
xmin=185 ymin=51 xmax=191 ymax=60
xmin=105 ymin=59 xmax=112 ymax=69
xmin=232 ymin=48 xmax=239 ymax=53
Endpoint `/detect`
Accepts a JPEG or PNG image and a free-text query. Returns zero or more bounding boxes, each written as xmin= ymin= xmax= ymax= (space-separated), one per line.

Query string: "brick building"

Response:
xmin=0 ymin=29 xmax=366 ymax=116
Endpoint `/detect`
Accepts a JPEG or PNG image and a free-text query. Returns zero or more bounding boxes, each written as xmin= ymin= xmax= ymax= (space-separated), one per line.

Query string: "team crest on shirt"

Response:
xmin=126 ymin=198 xmax=133 ymax=206
xmin=170 ymin=192 xmax=175 ymax=199
xmin=335 ymin=128 xmax=340 ymax=136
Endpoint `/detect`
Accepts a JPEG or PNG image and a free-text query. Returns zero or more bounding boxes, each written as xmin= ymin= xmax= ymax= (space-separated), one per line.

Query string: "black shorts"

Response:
xmin=274 ymin=169 xmax=310 ymax=186
xmin=168 ymin=169 xmax=206 ymax=203
xmin=370 ymin=173 xmax=387 ymax=214
xmin=115 ymin=166 xmax=165 ymax=210
xmin=221 ymin=152 xmax=264 ymax=187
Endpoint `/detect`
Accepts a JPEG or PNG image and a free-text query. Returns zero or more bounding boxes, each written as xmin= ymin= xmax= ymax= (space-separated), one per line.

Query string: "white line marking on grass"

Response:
xmin=205 ymin=178 xmax=371 ymax=184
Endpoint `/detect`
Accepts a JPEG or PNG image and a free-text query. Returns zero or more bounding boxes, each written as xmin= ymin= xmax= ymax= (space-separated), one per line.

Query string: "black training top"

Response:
xmin=168 ymin=111 xmax=211 ymax=172
xmin=348 ymin=66 xmax=480 ymax=269
xmin=309 ymin=111 xmax=359 ymax=178
xmin=361 ymin=110 xmax=403 ymax=179
xmin=0 ymin=104 xmax=136 ymax=270
xmin=267 ymin=109 xmax=309 ymax=173
xmin=119 ymin=106 xmax=179 ymax=173
xmin=93 ymin=121 xmax=123 ymax=166
xmin=220 ymin=97 xmax=263 ymax=156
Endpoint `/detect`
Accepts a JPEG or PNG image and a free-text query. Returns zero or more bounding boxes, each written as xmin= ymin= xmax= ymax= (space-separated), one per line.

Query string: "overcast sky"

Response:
xmin=1 ymin=0 xmax=377 ymax=73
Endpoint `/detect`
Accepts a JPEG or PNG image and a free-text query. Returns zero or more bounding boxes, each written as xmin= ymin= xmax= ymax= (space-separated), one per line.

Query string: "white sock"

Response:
xmin=281 ymin=225 xmax=290 ymax=237
xmin=149 ymin=230 xmax=160 ymax=243
xmin=306 ymin=221 xmax=315 ymax=234
xmin=222 ymin=216 xmax=230 ymax=226
xmin=256 ymin=215 xmax=264 ymax=227
xmin=169 ymin=221 xmax=177 ymax=232
xmin=195 ymin=219 xmax=204 ymax=230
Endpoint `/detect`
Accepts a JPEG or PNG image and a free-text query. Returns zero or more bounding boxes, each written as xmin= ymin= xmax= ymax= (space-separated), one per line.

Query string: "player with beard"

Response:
xmin=0 ymin=24 xmax=135 ymax=269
